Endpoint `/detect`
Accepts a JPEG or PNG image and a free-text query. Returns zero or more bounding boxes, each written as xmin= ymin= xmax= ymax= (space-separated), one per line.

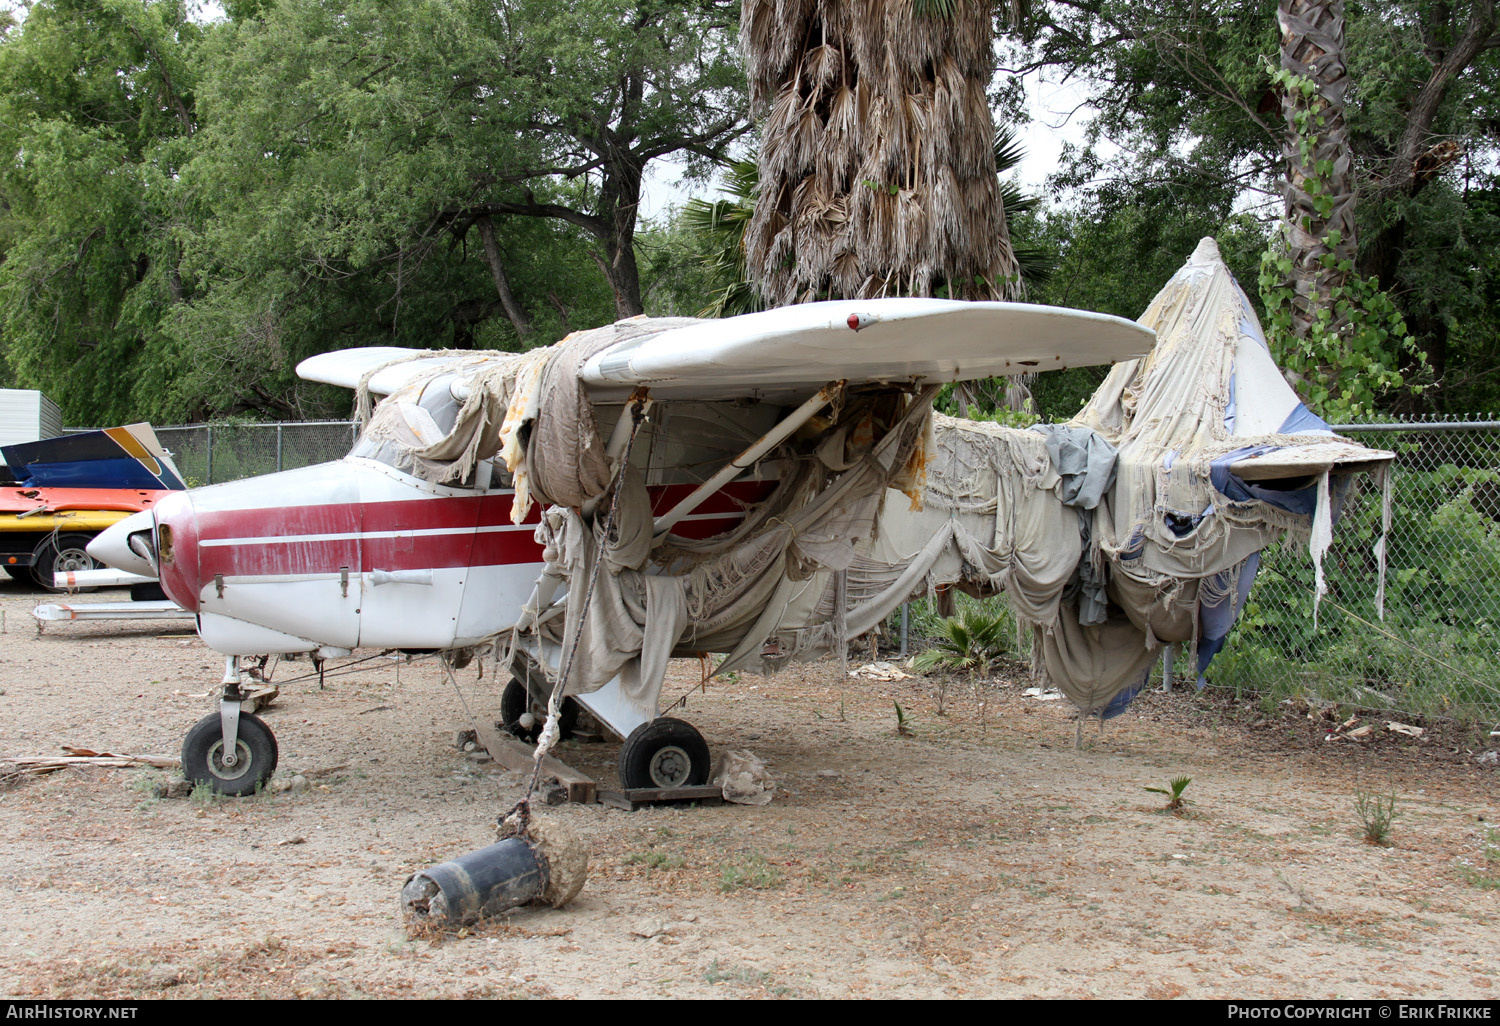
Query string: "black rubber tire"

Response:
xmin=2 ymin=565 xmax=27 ymax=581
xmin=499 ymin=678 xmax=578 ymax=743
xmin=617 ymin=717 xmax=711 ymax=789
xmin=181 ymin=712 xmax=279 ymax=797
xmin=129 ymin=581 xmax=168 ymax=602
xmin=32 ymin=532 xmax=99 ymax=591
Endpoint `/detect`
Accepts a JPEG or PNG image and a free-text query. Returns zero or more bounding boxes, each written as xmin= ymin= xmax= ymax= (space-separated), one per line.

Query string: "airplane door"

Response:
xmin=453 ymin=460 xmax=547 ymax=645
xmin=355 ymin=471 xmax=481 ymax=651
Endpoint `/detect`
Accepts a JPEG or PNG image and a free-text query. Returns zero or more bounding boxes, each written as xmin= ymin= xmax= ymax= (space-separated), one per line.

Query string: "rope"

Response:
xmin=500 ymin=397 xmax=648 ymax=832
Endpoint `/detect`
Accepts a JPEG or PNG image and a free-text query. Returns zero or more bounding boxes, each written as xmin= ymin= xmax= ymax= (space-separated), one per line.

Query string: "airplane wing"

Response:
xmin=296 ymin=347 xmax=490 ymax=397
xmin=578 ymin=299 xmax=1154 ymax=400
xmin=296 ymin=299 xmax=1154 ymax=402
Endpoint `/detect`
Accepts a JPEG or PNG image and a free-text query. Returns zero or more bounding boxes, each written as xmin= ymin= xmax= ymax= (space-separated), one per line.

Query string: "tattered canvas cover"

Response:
xmin=349 ymin=240 xmax=1389 ymax=722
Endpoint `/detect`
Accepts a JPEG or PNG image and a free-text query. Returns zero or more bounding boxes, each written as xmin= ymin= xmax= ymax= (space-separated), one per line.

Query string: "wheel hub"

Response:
xmin=54 ymin=548 xmax=93 ymax=573
xmin=647 ymin=744 xmax=692 ymax=788
xmin=206 ymin=739 xmax=254 ymax=782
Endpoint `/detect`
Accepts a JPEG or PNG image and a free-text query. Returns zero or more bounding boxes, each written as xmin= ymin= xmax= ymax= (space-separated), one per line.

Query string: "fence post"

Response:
xmin=276 ymin=424 xmax=284 ymax=473
xmin=205 ymin=425 xmax=213 ymax=485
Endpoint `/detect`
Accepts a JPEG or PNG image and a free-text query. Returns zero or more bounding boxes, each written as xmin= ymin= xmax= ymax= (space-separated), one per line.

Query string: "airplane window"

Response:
xmin=414 ymin=375 xmax=463 ymax=435
xmin=349 ymin=400 xmax=478 ymax=486
xmin=644 ymin=402 xmax=783 ymax=486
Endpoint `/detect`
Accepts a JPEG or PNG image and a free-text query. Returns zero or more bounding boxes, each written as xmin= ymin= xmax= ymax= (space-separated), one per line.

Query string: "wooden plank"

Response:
xmin=473 ymin=725 xmax=597 ymax=805
xmin=596 ymin=785 xmax=724 ymax=811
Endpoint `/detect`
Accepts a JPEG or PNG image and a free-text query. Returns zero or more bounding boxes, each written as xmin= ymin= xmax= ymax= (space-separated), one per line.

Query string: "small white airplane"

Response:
xmin=87 ymin=240 xmax=1393 ymax=796
xmin=87 ymin=298 xmax=1151 ymax=792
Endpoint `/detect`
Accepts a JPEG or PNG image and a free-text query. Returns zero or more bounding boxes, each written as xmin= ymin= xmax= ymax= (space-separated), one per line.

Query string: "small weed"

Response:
xmin=703 ymin=960 xmax=771 ymax=986
xmin=1458 ymin=826 xmax=1500 ymax=889
xmin=718 ymin=854 xmax=784 ymax=892
xmin=894 ymin=700 xmax=913 ymax=737
xmin=1145 ymin=775 xmax=1193 ymax=813
xmin=128 ymin=772 xmax=162 ymax=796
xmin=1355 ymin=786 xmax=1400 ymax=846
xmin=839 ymin=694 xmax=847 ymax=722
xmin=625 ymin=851 xmax=684 ymax=872
xmin=189 ymin=780 xmax=221 ymax=807
xmin=1274 ymin=869 xmax=1316 ymax=910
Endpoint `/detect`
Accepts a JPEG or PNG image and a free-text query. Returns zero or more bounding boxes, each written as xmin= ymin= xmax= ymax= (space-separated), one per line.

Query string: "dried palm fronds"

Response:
xmin=742 ymin=0 xmax=1021 ymax=305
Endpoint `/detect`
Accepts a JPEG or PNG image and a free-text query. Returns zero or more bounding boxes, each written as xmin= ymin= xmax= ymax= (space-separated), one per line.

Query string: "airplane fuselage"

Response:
xmin=135 ymin=455 xmax=768 ymax=656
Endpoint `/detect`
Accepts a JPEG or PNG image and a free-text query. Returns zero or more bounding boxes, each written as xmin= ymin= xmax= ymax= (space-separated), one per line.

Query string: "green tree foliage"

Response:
xmin=0 ymin=0 xmax=202 ymax=424
xmin=0 ymin=0 xmax=745 ymax=423
xmin=1002 ymin=0 xmax=1500 ymax=416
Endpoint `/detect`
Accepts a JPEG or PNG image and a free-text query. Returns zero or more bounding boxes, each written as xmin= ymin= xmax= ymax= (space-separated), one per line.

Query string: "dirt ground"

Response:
xmin=1 ymin=578 xmax=1497 ymax=1000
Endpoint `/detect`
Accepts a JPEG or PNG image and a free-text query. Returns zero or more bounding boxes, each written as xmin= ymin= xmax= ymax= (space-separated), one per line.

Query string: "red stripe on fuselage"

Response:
xmin=190 ymin=479 xmax=777 ymax=581
xmin=197 ymin=493 xmax=537 ymax=541
xmin=648 ymin=479 xmax=776 ymax=517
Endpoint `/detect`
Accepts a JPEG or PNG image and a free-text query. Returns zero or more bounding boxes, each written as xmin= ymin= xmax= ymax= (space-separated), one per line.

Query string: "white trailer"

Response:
xmin=0 ymin=390 xmax=63 ymax=450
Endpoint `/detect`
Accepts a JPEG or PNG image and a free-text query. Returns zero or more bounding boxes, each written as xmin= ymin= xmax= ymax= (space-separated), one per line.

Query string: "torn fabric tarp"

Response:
xmin=349 ymin=238 xmax=1393 ymax=724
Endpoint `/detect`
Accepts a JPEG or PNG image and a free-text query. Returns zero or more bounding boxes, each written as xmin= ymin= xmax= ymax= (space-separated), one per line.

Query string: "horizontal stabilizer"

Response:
xmin=1227 ymin=442 xmax=1394 ymax=482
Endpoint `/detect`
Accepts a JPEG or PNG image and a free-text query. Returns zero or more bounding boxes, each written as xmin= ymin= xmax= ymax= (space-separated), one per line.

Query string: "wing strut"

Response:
xmin=651 ymin=381 xmax=843 ymax=538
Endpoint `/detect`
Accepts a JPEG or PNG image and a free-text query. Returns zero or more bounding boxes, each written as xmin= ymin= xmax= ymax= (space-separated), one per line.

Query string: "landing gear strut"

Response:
xmin=181 ymin=656 xmax=279 ymax=796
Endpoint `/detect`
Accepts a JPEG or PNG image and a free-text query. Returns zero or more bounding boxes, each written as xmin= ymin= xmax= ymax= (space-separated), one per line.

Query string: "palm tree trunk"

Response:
xmin=1277 ymin=0 xmax=1357 ymax=341
xmin=742 ymin=0 xmax=1021 ymax=305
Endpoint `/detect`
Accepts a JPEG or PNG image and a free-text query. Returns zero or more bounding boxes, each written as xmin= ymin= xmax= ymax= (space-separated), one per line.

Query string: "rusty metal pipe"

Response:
xmin=400 ymin=817 xmax=588 ymax=927
xmin=400 ymin=837 xmax=546 ymax=926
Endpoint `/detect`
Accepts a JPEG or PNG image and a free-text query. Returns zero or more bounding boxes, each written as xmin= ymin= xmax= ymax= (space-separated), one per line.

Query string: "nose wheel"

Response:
xmin=182 ymin=711 xmax=279 ymax=796
xmin=617 ymin=717 xmax=711 ymax=789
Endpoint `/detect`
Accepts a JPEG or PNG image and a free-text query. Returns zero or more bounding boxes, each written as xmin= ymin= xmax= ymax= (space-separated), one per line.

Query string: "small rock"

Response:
xmin=290 ymin=775 xmax=310 ymax=794
xmin=1477 ymin=751 xmax=1499 ymax=766
xmin=816 ymin=769 xmax=841 ymax=779
xmin=154 ymin=778 xmax=193 ymax=799
xmin=276 ymin=836 xmax=307 ymax=846
xmin=145 ymin=965 xmax=181 ymax=989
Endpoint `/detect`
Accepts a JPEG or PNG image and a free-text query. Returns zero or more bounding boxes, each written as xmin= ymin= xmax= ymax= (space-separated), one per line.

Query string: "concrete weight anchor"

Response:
xmin=400 ymin=816 xmax=587 ymax=927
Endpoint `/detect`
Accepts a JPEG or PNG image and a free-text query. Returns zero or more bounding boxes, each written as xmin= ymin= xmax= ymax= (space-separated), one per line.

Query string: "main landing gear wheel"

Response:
xmin=617 ymin=717 xmax=711 ymax=790
xmin=182 ymin=712 xmax=279 ymax=796
xmin=500 ymin=678 xmax=578 ymax=743
xmin=33 ymin=532 xmax=99 ymax=591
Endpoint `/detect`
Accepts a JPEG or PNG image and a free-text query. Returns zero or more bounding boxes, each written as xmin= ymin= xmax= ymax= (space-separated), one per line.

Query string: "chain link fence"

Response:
xmin=146 ymin=421 xmax=359 ymax=486
xmin=1207 ymin=418 xmax=1500 ymax=721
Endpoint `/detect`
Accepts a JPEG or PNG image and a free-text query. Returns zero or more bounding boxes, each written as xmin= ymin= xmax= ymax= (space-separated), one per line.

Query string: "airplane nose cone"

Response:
xmin=152 ymin=491 xmax=201 ymax=611
xmin=88 ymin=509 xmax=158 ymax=577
